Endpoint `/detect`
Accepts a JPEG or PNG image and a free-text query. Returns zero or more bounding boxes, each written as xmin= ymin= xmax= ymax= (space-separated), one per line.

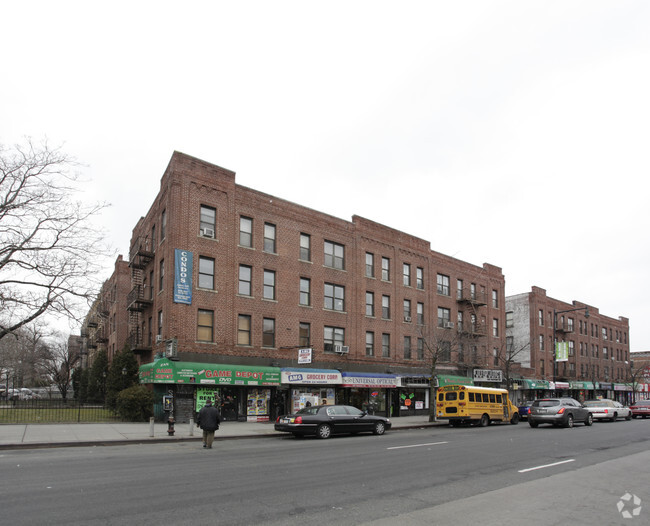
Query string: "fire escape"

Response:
xmin=127 ymin=236 xmax=154 ymax=355
xmin=457 ymin=287 xmax=488 ymax=338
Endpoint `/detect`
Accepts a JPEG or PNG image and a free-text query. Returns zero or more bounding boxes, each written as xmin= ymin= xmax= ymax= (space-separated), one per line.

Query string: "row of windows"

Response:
xmin=536 ymin=309 xmax=628 ymax=344
xmin=537 ymin=334 xmax=629 ymax=362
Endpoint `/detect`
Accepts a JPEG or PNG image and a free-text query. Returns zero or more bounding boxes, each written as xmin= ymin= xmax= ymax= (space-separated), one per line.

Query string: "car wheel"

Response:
xmin=480 ymin=414 xmax=490 ymax=427
xmin=373 ymin=421 xmax=386 ymax=435
xmin=317 ymin=424 xmax=332 ymax=439
xmin=510 ymin=413 xmax=520 ymax=425
xmin=564 ymin=414 xmax=574 ymax=428
xmin=584 ymin=413 xmax=593 ymax=426
xmin=610 ymin=413 xmax=617 ymax=423
xmin=529 ymin=420 xmax=538 ymax=428
xmin=625 ymin=414 xmax=632 ymax=421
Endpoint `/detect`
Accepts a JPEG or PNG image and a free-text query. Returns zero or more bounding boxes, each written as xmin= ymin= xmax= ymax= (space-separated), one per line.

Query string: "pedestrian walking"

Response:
xmin=197 ymin=398 xmax=221 ymax=449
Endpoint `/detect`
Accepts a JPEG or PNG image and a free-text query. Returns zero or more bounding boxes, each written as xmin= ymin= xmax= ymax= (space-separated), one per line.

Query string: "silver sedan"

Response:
xmin=583 ymin=399 xmax=632 ymax=422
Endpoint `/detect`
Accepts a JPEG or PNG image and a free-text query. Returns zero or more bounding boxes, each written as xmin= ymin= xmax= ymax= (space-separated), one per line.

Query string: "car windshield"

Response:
xmin=533 ymin=399 xmax=560 ymax=408
xmin=296 ymin=407 xmax=321 ymax=415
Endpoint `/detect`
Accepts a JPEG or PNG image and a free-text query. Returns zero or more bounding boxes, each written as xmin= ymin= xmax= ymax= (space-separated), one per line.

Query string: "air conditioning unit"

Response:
xmin=165 ymin=339 xmax=178 ymax=359
xmin=201 ymin=228 xmax=215 ymax=238
xmin=444 ymin=322 xmax=455 ymax=329
xmin=404 ymin=316 xmax=412 ymax=322
xmin=155 ymin=335 xmax=163 ymax=343
xmin=334 ymin=345 xmax=350 ymax=354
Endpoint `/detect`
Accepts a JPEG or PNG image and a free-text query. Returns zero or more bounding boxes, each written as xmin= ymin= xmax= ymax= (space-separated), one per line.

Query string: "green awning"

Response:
xmin=139 ymin=359 xmax=281 ymax=386
xmin=437 ymin=374 xmax=474 ymax=387
xmin=521 ymin=379 xmax=551 ymax=390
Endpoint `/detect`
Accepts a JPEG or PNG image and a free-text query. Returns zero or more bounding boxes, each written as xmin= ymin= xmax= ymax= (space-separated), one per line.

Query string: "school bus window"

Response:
xmin=482 ymin=394 xmax=488 ymax=402
xmin=445 ymin=392 xmax=458 ymax=401
xmin=468 ymin=392 xmax=475 ymax=402
xmin=459 ymin=392 xmax=465 ymax=400
xmin=438 ymin=393 xmax=444 ymax=402
xmin=496 ymin=394 xmax=502 ymax=403
xmin=489 ymin=394 xmax=496 ymax=403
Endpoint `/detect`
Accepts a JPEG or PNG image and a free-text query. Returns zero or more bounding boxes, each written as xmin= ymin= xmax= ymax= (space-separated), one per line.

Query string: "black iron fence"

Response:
xmin=0 ymin=398 xmax=123 ymax=424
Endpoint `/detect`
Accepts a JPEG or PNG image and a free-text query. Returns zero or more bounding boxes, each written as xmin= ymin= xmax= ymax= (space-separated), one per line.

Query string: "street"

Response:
xmin=1 ymin=420 xmax=649 ymax=525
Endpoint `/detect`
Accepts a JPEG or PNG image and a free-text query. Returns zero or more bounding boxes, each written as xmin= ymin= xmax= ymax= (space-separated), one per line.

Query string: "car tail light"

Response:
xmin=276 ymin=416 xmax=280 ymax=423
xmin=295 ymin=416 xmax=303 ymax=424
xmin=603 ymin=409 xmax=609 ymax=414
xmin=557 ymin=407 xmax=565 ymax=414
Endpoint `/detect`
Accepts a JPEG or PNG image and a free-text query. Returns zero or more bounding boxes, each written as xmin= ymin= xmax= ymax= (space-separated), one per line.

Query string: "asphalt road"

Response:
xmin=1 ymin=419 xmax=649 ymax=525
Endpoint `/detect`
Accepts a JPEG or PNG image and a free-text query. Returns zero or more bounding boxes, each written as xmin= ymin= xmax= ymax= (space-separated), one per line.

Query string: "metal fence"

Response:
xmin=0 ymin=398 xmax=122 ymax=424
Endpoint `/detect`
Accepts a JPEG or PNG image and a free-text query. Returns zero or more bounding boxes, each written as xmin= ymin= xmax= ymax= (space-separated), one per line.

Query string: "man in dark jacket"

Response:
xmin=197 ymin=398 xmax=221 ymax=449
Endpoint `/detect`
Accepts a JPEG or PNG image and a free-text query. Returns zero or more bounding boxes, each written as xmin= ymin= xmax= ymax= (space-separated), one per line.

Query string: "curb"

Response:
xmin=0 ymin=422 xmax=443 ymax=451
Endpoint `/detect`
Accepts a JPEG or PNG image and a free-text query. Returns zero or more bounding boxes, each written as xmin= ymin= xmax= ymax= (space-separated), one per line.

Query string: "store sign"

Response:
xmin=341 ymin=374 xmax=399 ymax=388
xmin=297 ymin=348 xmax=312 ymax=364
xmin=174 ymin=249 xmax=193 ymax=304
xmin=139 ymin=360 xmax=281 ymax=386
xmin=281 ymin=370 xmax=342 ymax=384
xmin=473 ymin=369 xmax=503 ymax=383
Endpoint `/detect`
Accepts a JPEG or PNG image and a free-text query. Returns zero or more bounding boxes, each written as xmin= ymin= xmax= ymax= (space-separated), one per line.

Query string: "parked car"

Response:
xmin=517 ymin=401 xmax=534 ymax=419
xmin=275 ymin=404 xmax=391 ymax=439
xmin=583 ymin=399 xmax=632 ymax=422
xmin=528 ymin=397 xmax=593 ymax=428
xmin=630 ymin=399 xmax=650 ymax=418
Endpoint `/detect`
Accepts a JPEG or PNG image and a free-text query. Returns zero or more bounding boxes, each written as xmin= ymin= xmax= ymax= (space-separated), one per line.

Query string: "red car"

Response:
xmin=630 ymin=400 xmax=650 ymax=418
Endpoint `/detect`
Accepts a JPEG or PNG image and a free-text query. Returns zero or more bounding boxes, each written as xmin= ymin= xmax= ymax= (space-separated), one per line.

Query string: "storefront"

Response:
xmin=280 ymin=368 xmax=342 ymax=413
xmin=519 ymin=379 xmax=551 ymax=404
xmin=338 ymin=372 xmax=399 ymax=417
xmin=139 ymin=359 xmax=281 ymax=423
xmin=394 ymin=375 xmax=430 ymax=417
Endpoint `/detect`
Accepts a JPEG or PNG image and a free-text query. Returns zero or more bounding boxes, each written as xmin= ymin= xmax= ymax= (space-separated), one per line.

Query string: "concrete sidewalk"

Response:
xmin=0 ymin=416 xmax=441 ymax=450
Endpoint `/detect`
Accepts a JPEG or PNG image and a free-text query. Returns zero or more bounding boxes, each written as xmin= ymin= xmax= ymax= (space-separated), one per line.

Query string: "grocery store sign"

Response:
xmin=473 ymin=369 xmax=503 ymax=383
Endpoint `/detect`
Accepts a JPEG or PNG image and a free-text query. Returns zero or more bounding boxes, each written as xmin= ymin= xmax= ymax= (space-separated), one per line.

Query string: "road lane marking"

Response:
xmin=387 ymin=441 xmax=448 ymax=450
xmin=518 ymin=459 xmax=575 ymax=473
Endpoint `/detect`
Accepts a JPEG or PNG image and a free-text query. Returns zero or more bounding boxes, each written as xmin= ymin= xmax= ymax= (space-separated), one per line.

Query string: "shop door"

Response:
xmin=220 ymin=387 xmax=239 ymax=421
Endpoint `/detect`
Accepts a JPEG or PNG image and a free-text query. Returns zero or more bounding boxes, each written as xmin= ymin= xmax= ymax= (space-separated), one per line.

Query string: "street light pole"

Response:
xmin=553 ymin=306 xmax=590 ymax=393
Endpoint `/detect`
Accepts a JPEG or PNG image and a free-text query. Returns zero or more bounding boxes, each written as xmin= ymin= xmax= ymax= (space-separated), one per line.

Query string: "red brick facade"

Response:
xmin=126 ymin=152 xmax=506 ymax=376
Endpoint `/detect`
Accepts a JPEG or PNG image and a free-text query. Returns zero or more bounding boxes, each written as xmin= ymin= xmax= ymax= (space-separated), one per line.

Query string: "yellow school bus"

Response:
xmin=436 ymin=384 xmax=520 ymax=426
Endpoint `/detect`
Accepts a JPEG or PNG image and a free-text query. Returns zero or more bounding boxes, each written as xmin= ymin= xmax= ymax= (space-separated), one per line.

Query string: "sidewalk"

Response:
xmin=0 ymin=416 xmax=442 ymax=450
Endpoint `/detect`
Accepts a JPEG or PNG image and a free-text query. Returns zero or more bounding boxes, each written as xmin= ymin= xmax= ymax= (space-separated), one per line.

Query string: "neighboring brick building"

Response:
xmin=506 ymin=286 xmax=631 ymax=404
xmin=127 ymin=151 xmax=507 ymax=422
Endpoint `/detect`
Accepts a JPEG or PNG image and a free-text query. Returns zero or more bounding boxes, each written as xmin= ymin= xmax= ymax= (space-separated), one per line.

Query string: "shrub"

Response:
xmin=115 ymin=386 xmax=154 ymax=422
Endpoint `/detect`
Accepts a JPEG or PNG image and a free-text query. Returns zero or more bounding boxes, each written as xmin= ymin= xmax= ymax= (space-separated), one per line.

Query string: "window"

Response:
xmin=441 ymin=341 xmax=451 ymax=362
xmin=539 ymin=334 xmax=544 ymax=351
xmin=159 ymin=259 xmax=165 ymax=291
xmin=365 ymin=292 xmax=374 ymax=317
xmin=417 ymin=338 xmax=424 ymax=360
xmin=237 ymin=315 xmax=251 ymax=346
xmin=381 ymin=257 xmax=390 ymax=281
xmin=300 ymin=233 xmax=311 ymax=261
xmin=417 ymin=302 xmax=424 ymax=325
xmin=324 ymin=283 xmax=345 ymax=311
xmin=506 ymin=311 xmax=513 ymax=328
xmin=263 ymin=270 xmax=276 ymax=300
xmin=239 ymin=216 xmax=253 ymax=247
xmin=403 ymin=299 xmax=411 ymax=321
xmin=366 ymin=332 xmax=374 ymax=357
xmin=437 ymin=307 xmax=451 ymax=328
xmin=437 ymin=274 xmax=450 ymax=296
xmin=403 ymin=263 xmax=411 ymax=287
xmin=538 ymin=309 xmax=544 ymax=326
xmin=198 ymin=256 xmax=215 ymax=290
xmin=382 ymin=295 xmax=391 ymax=319
xmin=492 ymin=318 xmax=499 ymax=337
xmin=404 ymin=336 xmax=412 ymax=359
xmin=492 ymin=290 xmax=498 ymax=308
xmin=324 ymin=326 xmax=345 ymax=352
xmin=200 ymin=205 xmax=216 ymax=237
xmin=264 ymin=223 xmax=276 ymax=253
xmin=263 ymin=318 xmax=275 ymax=347
xmin=382 ymin=333 xmax=390 ymax=358
xmin=457 ymin=279 xmax=463 ymax=300
xmin=493 ymin=347 xmax=499 ymax=366
xmin=151 ymin=224 xmax=156 ymax=249
xmin=157 ymin=310 xmax=163 ymax=339
xmin=299 ymin=323 xmax=311 ymax=347
xmin=365 ymin=253 xmax=374 ymax=278
xmin=324 ymin=241 xmax=345 ymax=270
xmin=416 ymin=267 xmax=424 ymax=290
xmin=299 ymin=278 xmax=311 ymax=306
xmin=149 ymin=270 xmax=154 ymax=299
xmin=160 ymin=209 xmax=167 ymax=241
xmin=197 ymin=309 xmax=214 ymax=342
xmin=238 ymin=265 xmax=252 ymax=296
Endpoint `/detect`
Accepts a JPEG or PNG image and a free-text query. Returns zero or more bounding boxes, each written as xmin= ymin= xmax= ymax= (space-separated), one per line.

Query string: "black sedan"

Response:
xmin=274 ymin=404 xmax=391 ymax=439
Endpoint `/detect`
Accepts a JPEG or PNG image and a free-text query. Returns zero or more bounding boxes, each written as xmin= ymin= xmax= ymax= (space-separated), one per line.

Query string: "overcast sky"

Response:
xmin=2 ymin=1 xmax=649 ymax=350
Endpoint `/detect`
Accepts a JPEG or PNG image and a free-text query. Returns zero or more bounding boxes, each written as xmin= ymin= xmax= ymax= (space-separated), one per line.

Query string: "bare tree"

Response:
xmin=494 ymin=338 xmax=531 ymax=389
xmin=41 ymin=334 xmax=80 ymax=400
xmin=0 ymin=139 xmax=112 ymax=340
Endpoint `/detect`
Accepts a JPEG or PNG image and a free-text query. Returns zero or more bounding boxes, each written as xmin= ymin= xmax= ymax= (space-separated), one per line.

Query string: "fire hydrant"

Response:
xmin=167 ymin=416 xmax=175 ymax=436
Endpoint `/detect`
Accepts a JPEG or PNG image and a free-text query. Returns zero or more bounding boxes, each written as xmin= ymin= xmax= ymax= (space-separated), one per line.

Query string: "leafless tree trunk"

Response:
xmin=41 ymin=333 xmax=80 ymax=400
xmin=0 ymin=139 xmax=112 ymax=340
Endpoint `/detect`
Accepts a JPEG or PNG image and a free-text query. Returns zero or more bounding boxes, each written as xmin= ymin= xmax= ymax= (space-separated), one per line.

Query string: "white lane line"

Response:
xmin=387 ymin=441 xmax=448 ymax=450
xmin=518 ymin=459 xmax=575 ymax=473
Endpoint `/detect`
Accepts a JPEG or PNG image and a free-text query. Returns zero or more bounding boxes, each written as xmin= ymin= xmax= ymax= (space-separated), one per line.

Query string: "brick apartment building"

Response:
xmin=122 ymin=151 xmax=507 ymax=422
xmin=506 ymin=286 xmax=632 ymax=404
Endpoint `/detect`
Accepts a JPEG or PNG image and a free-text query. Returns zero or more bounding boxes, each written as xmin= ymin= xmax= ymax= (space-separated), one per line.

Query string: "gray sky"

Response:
xmin=2 ymin=1 xmax=649 ymax=350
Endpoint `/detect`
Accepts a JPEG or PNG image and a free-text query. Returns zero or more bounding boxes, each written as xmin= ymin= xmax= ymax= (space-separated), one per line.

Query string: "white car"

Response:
xmin=583 ymin=399 xmax=632 ymax=422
